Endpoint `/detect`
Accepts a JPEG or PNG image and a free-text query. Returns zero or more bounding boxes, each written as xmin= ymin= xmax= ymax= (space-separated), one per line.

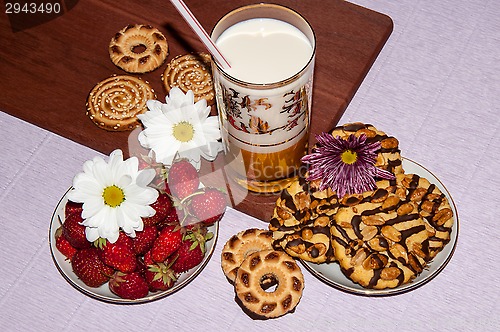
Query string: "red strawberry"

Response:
xmin=109 ymin=271 xmax=149 ymax=300
xmin=167 ymin=160 xmax=200 ymax=200
xmin=145 ymin=257 xmax=178 ymax=292
xmin=150 ymin=225 xmax=182 ymax=263
xmin=142 ymin=193 xmax=174 ymax=227
xmin=156 ymin=206 xmax=181 ymax=230
xmin=71 ymin=248 xmax=114 ymax=287
xmin=97 ymin=233 xmax=137 ymax=273
xmin=62 ymin=213 xmax=91 ymax=249
xmin=143 ymin=249 xmax=154 ymax=266
xmin=65 ymin=200 xmax=83 ymax=218
xmin=55 ymin=226 xmax=77 ymax=261
xmin=188 ymin=188 xmax=227 ymax=225
xmin=132 ymin=225 xmax=158 ymax=255
xmin=171 ymin=228 xmax=213 ymax=273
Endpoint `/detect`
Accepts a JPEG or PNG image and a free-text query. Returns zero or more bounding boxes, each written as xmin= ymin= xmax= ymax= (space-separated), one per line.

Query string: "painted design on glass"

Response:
xmin=221 ymin=85 xmax=308 ymax=135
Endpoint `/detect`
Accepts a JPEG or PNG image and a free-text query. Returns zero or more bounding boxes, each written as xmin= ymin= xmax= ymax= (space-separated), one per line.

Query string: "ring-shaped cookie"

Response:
xmin=234 ymin=250 xmax=304 ymax=319
xmin=86 ymin=75 xmax=155 ymax=131
xmin=162 ymin=53 xmax=215 ymax=105
xmin=221 ymin=228 xmax=274 ymax=283
xmin=109 ymin=24 xmax=169 ymax=73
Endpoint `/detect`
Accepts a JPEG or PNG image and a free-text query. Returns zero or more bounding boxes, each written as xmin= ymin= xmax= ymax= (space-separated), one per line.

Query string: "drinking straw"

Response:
xmin=169 ymin=0 xmax=231 ymax=69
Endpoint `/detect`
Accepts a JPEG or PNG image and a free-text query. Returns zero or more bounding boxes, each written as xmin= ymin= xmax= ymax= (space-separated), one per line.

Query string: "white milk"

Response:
xmin=215 ymin=18 xmax=313 ymax=84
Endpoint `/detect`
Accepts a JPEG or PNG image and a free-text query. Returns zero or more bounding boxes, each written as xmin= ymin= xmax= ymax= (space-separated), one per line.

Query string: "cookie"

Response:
xmin=269 ymin=177 xmax=338 ymax=263
xmin=221 ymin=228 xmax=274 ymax=283
xmin=395 ymin=173 xmax=454 ymax=259
xmin=162 ymin=53 xmax=215 ymax=105
xmin=331 ymin=179 xmax=432 ymax=289
xmin=329 ymin=122 xmax=404 ymax=176
xmin=109 ymin=24 xmax=169 ymax=73
xmin=234 ymin=250 xmax=304 ymax=319
xmin=86 ymin=75 xmax=155 ymax=131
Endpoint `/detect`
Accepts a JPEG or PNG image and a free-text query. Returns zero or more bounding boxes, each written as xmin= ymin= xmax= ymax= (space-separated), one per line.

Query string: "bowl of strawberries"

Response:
xmin=49 ymin=158 xmax=226 ymax=304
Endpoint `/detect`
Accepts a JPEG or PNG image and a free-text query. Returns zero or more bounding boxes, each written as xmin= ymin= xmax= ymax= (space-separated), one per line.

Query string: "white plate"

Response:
xmin=301 ymin=158 xmax=459 ymax=296
xmin=49 ymin=188 xmax=219 ymax=304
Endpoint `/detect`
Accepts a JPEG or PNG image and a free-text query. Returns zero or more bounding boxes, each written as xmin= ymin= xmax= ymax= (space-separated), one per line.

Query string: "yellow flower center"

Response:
xmin=172 ymin=121 xmax=194 ymax=142
xmin=341 ymin=150 xmax=358 ymax=165
xmin=102 ymin=185 xmax=125 ymax=208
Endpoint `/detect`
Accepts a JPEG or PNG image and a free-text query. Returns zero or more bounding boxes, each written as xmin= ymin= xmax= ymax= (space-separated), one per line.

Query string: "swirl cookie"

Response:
xmin=162 ymin=53 xmax=215 ymax=105
xmin=234 ymin=250 xmax=304 ymax=319
xmin=329 ymin=122 xmax=404 ymax=176
xmin=269 ymin=177 xmax=338 ymax=263
xmin=86 ymin=75 xmax=155 ymax=131
xmin=109 ymin=24 xmax=169 ymax=73
xmin=331 ymin=179 xmax=433 ymax=289
xmin=395 ymin=173 xmax=454 ymax=259
xmin=221 ymin=228 xmax=274 ymax=283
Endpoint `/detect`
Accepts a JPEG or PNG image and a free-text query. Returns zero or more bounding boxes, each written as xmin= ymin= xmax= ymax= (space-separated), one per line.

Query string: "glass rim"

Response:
xmin=210 ymin=3 xmax=317 ymax=89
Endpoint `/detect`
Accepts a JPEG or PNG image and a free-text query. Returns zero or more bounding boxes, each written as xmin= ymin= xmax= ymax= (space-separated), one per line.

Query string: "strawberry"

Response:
xmin=156 ymin=206 xmax=181 ymax=230
xmin=55 ymin=225 xmax=77 ymax=261
xmin=144 ymin=257 xmax=178 ymax=292
xmin=142 ymin=193 xmax=174 ymax=227
xmin=65 ymin=200 xmax=83 ymax=217
xmin=71 ymin=248 xmax=114 ymax=287
xmin=171 ymin=228 xmax=213 ymax=273
xmin=97 ymin=232 xmax=137 ymax=273
xmin=109 ymin=271 xmax=149 ymax=300
xmin=188 ymin=188 xmax=227 ymax=225
xmin=150 ymin=225 xmax=182 ymax=263
xmin=62 ymin=213 xmax=91 ymax=249
xmin=132 ymin=225 xmax=158 ymax=255
xmin=167 ymin=159 xmax=200 ymax=200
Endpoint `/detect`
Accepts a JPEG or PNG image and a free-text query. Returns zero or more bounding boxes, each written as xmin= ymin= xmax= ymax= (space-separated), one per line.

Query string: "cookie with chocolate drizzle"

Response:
xmin=395 ymin=173 xmax=454 ymax=259
xmin=269 ymin=173 xmax=338 ymax=263
xmin=331 ymin=173 xmax=454 ymax=289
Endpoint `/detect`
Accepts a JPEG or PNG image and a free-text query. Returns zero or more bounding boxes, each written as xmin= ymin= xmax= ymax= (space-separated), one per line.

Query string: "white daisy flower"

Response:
xmin=137 ymin=87 xmax=223 ymax=170
xmin=67 ymin=149 xmax=159 ymax=243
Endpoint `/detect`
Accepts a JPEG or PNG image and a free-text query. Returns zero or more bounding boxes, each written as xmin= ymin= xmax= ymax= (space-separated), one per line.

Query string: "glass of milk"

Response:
xmin=211 ymin=3 xmax=316 ymax=194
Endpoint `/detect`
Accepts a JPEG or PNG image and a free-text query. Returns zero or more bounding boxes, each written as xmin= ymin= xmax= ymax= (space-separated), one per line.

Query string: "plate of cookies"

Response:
xmin=268 ymin=123 xmax=459 ymax=296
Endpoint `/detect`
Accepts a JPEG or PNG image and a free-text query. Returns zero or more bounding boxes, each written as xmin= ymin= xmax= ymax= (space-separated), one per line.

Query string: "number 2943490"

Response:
xmin=5 ymin=2 xmax=62 ymax=14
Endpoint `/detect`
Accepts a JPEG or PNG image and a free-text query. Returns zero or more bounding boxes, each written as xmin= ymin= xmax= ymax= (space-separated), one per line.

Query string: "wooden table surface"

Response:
xmin=0 ymin=0 xmax=392 ymax=220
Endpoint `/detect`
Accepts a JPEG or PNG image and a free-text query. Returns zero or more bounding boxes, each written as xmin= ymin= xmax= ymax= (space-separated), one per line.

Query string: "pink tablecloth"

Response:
xmin=0 ymin=0 xmax=499 ymax=331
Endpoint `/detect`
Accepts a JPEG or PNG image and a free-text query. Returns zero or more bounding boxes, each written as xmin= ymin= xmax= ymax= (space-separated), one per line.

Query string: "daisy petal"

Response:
xmin=68 ymin=149 xmax=162 ymax=243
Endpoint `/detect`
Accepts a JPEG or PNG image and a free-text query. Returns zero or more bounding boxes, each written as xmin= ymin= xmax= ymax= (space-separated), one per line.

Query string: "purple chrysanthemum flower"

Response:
xmin=301 ymin=133 xmax=395 ymax=198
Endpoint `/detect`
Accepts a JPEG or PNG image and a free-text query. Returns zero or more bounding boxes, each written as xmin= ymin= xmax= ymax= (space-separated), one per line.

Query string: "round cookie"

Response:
xmin=234 ymin=250 xmax=304 ymax=319
xmin=269 ymin=177 xmax=338 ymax=263
xmin=162 ymin=53 xmax=215 ymax=105
xmin=329 ymin=122 xmax=404 ymax=176
xmin=395 ymin=173 xmax=454 ymax=259
xmin=221 ymin=228 xmax=274 ymax=283
xmin=331 ymin=179 xmax=432 ymax=289
xmin=86 ymin=75 xmax=155 ymax=131
xmin=109 ymin=24 xmax=169 ymax=73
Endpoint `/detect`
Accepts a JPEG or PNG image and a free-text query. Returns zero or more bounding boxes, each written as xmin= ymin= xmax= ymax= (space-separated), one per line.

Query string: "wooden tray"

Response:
xmin=0 ymin=0 xmax=392 ymax=221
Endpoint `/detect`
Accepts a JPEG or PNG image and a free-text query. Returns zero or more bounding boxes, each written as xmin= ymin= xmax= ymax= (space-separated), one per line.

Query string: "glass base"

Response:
xmin=233 ymin=174 xmax=298 ymax=194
